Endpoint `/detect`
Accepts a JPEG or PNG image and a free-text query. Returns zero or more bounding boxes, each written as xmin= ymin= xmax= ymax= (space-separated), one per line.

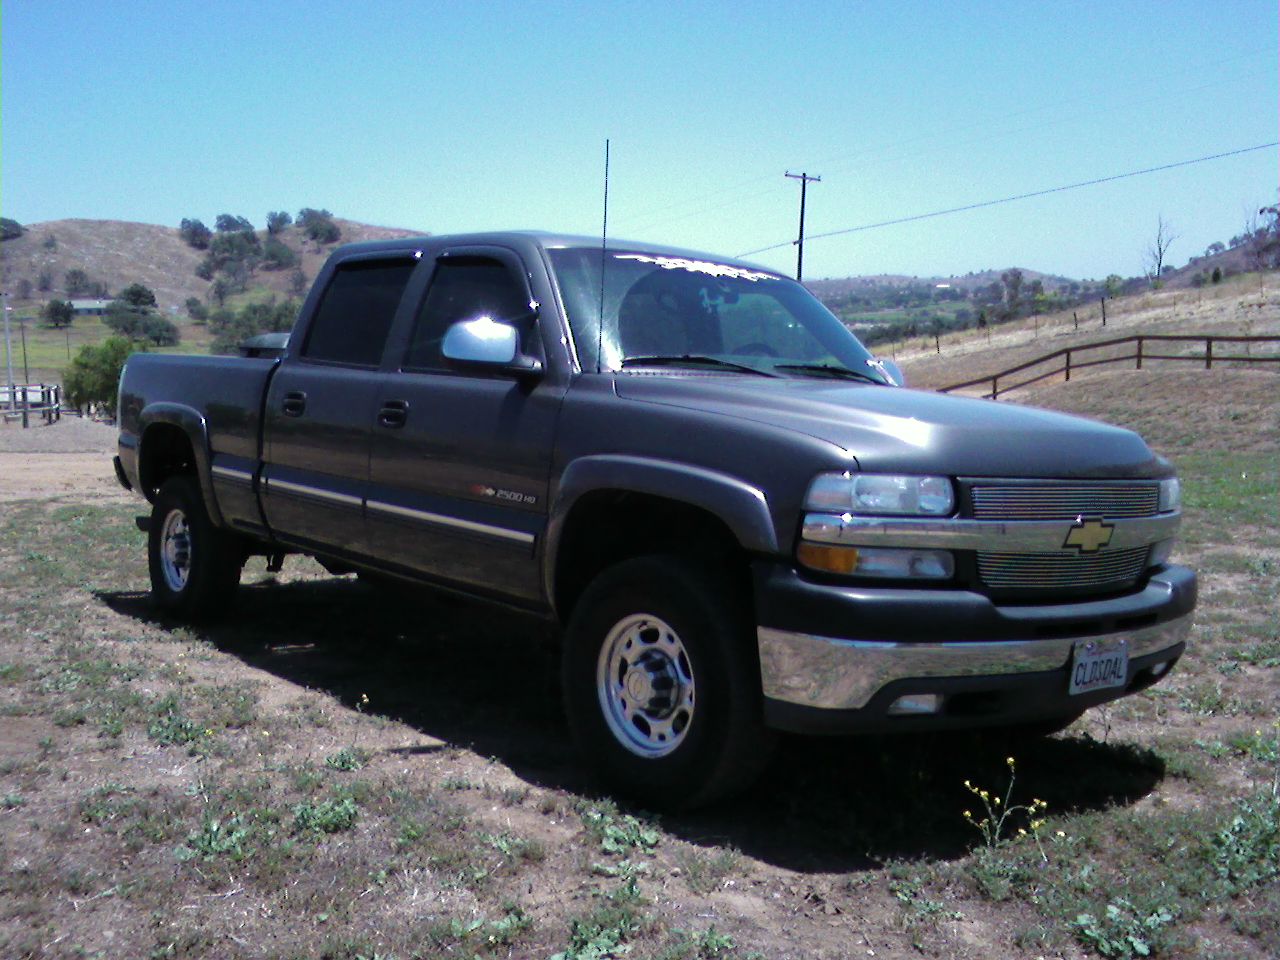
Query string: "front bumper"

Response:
xmin=754 ymin=561 xmax=1196 ymax=734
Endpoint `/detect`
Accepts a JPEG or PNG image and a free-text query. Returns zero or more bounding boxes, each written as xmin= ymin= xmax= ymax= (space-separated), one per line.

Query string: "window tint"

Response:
xmin=404 ymin=257 xmax=532 ymax=370
xmin=302 ymin=259 xmax=416 ymax=365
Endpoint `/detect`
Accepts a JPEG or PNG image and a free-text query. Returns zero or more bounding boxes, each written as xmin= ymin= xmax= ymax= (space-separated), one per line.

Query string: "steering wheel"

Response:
xmin=731 ymin=342 xmax=778 ymax=357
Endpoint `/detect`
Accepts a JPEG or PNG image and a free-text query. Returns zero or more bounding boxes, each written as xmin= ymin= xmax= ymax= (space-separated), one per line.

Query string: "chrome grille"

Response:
xmin=971 ymin=483 xmax=1159 ymax=520
xmin=978 ymin=547 xmax=1150 ymax=591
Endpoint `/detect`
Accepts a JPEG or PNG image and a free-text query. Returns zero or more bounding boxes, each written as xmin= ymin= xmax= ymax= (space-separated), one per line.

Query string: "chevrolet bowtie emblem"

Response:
xmin=1064 ymin=516 xmax=1114 ymax=553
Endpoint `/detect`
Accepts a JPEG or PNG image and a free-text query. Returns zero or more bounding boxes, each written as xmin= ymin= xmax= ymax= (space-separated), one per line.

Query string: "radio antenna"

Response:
xmin=596 ymin=138 xmax=610 ymax=373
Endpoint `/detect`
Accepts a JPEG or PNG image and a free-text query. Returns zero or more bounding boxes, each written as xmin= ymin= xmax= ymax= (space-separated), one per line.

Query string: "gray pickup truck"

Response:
xmin=115 ymin=231 xmax=1196 ymax=807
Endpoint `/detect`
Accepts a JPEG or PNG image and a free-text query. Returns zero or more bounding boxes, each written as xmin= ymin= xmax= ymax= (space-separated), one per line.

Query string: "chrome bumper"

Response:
xmin=758 ymin=613 xmax=1192 ymax=711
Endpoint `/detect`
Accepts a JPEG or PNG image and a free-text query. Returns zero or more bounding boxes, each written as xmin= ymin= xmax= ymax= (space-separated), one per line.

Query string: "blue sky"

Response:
xmin=3 ymin=1 xmax=1276 ymax=280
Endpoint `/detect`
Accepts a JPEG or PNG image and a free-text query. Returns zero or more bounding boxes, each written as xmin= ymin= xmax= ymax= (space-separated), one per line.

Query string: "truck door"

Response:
xmin=364 ymin=248 xmax=562 ymax=604
xmin=261 ymin=254 xmax=419 ymax=557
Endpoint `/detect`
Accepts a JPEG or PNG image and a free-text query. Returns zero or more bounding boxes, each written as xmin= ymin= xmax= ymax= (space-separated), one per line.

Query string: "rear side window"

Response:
xmin=302 ymin=259 xmax=417 ymax=365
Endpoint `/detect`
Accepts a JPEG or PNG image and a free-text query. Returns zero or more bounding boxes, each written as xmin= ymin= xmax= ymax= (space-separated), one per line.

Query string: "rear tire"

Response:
xmin=562 ymin=555 xmax=773 ymax=809
xmin=148 ymin=475 xmax=243 ymax=620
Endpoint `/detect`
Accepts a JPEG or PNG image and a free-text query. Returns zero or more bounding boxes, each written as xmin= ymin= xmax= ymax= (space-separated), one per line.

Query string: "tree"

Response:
xmin=1244 ymin=205 xmax=1280 ymax=271
xmin=62 ymin=337 xmax=140 ymax=417
xmin=141 ymin=315 xmax=181 ymax=346
xmin=15 ymin=278 xmax=32 ymax=300
xmin=64 ymin=268 xmax=91 ymax=297
xmin=1144 ymin=216 xmax=1178 ymax=287
xmin=179 ymin=218 xmax=212 ymax=249
xmin=1104 ymin=274 xmax=1124 ymax=298
xmin=1204 ymin=241 xmax=1226 ymax=257
xmin=117 ymin=283 xmax=157 ymax=309
xmin=289 ymin=269 xmax=308 ymax=297
xmin=210 ymin=277 xmax=232 ymax=307
xmin=261 ymin=236 xmax=298 ymax=270
xmin=215 ymin=213 xmax=255 ymax=234
xmin=208 ymin=307 xmax=259 ymax=355
xmin=266 ymin=211 xmax=293 ymax=234
xmin=103 ymin=300 xmax=147 ymax=339
xmin=1000 ymin=268 xmax=1024 ymax=320
xmin=37 ymin=269 xmax=53 ymax=292
xmin=43 ymin=299 xmax=74 ymax=328
xmin=43 ymin=234 xmax=57 ymax=250
xmin=185 ymin=297 xmax=209 ymax=324
xmin=0 ymin=217 xmax=23 ymax=240
xmin=297 ymin=207 xmax=341 ymax=244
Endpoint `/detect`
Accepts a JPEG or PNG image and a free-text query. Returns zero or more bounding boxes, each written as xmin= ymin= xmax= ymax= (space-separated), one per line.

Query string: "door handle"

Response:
xmin=378 ymin=399 xmax=409 ymax=429
xmin=282 ymin=391 xmax=307 ymax=417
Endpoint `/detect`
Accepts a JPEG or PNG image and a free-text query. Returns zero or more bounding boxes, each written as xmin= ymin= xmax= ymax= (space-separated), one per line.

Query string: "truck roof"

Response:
xmin=321 ymin=230 xmax=783 ymax=278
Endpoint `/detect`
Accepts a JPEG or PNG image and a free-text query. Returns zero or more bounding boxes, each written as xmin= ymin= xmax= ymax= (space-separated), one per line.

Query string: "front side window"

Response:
xmin=302 ymin=259 xmax=417 ymax=366
xmin=548 ymin=248 xmax=887 ymax=382
xmin=403 ymin=257 xmax=534 ymax=370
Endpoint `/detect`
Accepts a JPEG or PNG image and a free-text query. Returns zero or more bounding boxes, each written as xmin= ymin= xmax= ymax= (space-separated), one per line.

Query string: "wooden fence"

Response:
xmin=937 ymin=335 xmax=1280 ymax=399
xmin=1 ymin=383 xmax=62 ymax=428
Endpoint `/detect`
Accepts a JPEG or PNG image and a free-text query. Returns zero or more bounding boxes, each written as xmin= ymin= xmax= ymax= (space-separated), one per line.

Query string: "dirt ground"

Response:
xmin=0 ymin=416 xmax=129 ymax=503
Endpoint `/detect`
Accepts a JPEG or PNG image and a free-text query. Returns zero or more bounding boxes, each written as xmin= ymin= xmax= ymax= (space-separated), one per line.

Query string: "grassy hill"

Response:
xmin=0 ymin=216 xmax=426 ymax=382
xmin=0 ymin=216 xmax=424 ymax=315
xmin=896 ymin=269 xmax=1279 ymax=392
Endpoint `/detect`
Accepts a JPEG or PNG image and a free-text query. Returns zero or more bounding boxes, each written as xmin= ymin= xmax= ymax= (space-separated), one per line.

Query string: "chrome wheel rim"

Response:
xmin=596 ymin=614 xmax=695 ymax=758
xmin=159 ymin=508 xmax=192 ymax=593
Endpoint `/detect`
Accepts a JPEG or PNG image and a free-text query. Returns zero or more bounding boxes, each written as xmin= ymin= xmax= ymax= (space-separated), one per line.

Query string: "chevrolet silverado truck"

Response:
xmin=115 ymin=232 xmax=1196 ymax=808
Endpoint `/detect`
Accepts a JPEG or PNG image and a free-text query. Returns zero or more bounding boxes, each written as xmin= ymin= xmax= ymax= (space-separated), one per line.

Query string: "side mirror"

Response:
xmin=868 ymin=357 xmax=906 ymax=387
xmin=442 ymin=317 xmax=543 ymax=376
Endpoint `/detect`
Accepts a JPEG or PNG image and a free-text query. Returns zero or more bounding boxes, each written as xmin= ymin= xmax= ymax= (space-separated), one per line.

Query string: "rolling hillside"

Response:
xmin=0 ymin=217 xmax=425 ymax=315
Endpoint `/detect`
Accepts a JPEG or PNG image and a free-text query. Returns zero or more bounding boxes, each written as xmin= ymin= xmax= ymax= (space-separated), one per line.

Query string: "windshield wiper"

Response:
xmin=773 ymin=363 xmax=885 ymax=384
xmin=620 ymin=355 xmax=778 ymax=377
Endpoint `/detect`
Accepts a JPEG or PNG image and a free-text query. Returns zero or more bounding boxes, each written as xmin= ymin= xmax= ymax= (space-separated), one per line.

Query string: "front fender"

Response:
xmin=137 ymin=402 xmax=225 ymax=527
xmin=544 ymin=454 xmax=778 ymax=606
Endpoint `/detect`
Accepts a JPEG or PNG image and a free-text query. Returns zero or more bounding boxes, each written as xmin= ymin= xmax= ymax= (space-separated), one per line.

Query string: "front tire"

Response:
xmin=562 ymin=555 xmax=773 ymax=809
xmin=148 ymin=476 xmax=242 ymax=620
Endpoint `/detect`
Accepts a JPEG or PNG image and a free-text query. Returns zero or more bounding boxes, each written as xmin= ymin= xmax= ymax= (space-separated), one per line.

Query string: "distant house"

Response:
xmin=69 ymin=298 xmax=114 ymax=316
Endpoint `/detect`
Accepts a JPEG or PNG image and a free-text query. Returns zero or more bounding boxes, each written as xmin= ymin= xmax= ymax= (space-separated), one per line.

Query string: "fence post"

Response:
xmin=1205 ymin=338 xmax=1213 ymax=369
xmin=1065 ymin=350 xmax=1072 ymax=382
xmin=1073 ymin=311 xmax=1078 ymax=331
xmin=1101 ymin=297 xmax=1106 ymax=326
xmin=991 ymin=375 xmax=999 ymax=400
xmin=934 ymin=334 xmax=941 ymax=355
xmin=1136 ymin=337 xmax=1144 ymax=370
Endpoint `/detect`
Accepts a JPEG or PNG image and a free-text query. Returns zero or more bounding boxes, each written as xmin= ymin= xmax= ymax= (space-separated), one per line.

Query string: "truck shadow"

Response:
xmin=98 ymin=576 xmax=1166 ymax=873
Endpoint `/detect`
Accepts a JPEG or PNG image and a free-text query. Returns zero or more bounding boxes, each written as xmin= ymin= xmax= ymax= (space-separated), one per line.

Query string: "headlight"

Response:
xmin=806 ymin=472 xmax=955 ymax=517
xmin=1158 ymin=478 xmax=1181 ymax=513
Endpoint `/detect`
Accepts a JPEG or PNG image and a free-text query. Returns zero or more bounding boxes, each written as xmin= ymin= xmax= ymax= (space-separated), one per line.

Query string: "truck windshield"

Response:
xmin=547 ymin=247 xmax=889 ymax=383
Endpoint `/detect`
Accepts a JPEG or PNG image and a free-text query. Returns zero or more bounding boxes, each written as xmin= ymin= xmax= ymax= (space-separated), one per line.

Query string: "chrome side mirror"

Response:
xmin=442 ymin=317 xmax=543 ymax=377
xmin=442 ymin=317 xmax=519 ymax=365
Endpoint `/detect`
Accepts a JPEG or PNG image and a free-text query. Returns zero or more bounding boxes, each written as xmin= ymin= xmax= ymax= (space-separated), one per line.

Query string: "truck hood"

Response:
xmin=613 ymin=376 xmax=1168 ymax=478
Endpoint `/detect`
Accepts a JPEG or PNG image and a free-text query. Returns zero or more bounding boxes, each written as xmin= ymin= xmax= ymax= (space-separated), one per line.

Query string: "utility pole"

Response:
xmin=3 ymin=301 xmax=14 ymax=412
xmin=785 ymin=171 xmax=821 ymax=281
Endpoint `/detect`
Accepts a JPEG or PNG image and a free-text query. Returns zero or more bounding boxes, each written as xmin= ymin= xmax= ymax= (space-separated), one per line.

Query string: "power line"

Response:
xmin=615 ymin=51 xmax=1269 ymax=237
xmin=738 ymin=142 xmax=1278 ymax=258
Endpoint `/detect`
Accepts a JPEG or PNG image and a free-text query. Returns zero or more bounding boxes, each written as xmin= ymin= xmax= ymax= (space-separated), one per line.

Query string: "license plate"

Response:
xmin=1069 ymin=638 xmax=1129 ymax=695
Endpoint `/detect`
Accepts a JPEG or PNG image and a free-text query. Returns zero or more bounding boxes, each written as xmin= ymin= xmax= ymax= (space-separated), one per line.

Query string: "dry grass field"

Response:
xmin=0 ymin=282 xmax=1277 ymax=959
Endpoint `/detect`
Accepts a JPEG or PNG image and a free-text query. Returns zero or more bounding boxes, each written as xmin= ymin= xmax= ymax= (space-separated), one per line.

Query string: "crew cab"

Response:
xmin=115 ymin=232 xmax=1196 ymax=807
